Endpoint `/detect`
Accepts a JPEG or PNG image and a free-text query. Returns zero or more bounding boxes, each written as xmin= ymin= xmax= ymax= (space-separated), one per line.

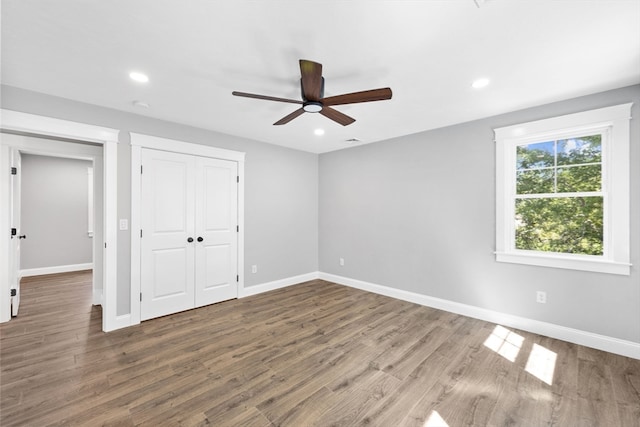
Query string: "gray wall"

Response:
xmin=5 ymin=84 xmax=638 ymax=345
xmin=319 ymin=85 xmax=640 ymax=343
xmin=2 ymin=85 xmax=319 ymax=317
xmin=20 ymin=154 xmax=93 ymax=270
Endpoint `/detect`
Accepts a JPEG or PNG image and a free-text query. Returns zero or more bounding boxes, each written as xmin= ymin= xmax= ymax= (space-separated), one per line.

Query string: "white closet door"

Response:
xmin=194 ymin=157 xmax=238 ymax=307
xmin=141 ymin=149 xmax=196 ymax=321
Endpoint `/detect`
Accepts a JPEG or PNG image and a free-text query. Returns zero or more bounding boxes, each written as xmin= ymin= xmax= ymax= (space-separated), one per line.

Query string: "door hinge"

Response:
xmin=140 ymin=293 xmax=142 ymax=302
xmin=236 ymin=275 xmax=239 ymax=282
xmin=140 ymin=229 xmax=143 ymax=238
xmin=10 ymin=289 xmax=16 ymax=297
xmin=11 ymin=228 xmax=17 ymax=237
xmin=237 ymin=176 xmax=239 ymax=183
xmin=141 ymin=165 xmax=143 ymax=174
xmin=105 ymin=243 xmax=107 ymax=248
xmin=236 ymin=225 xmax=239 ymax=232
xmin=11 ymin=167 xmax=17 ymax=175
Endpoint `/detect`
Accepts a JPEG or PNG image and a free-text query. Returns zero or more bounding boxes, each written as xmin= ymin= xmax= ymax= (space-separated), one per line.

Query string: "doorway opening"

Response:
xmin=1 ymin=110 xmax=119 ymax=331
xmin=4 ymin=133 xmax=103 ymax=316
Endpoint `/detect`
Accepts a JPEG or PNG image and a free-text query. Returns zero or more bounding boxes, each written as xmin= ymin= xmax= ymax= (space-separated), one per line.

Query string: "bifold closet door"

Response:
xmin=141 ymin=150 xmax=196 ymax=321
xmin=141 ymin=149 xmax=239 ymax=321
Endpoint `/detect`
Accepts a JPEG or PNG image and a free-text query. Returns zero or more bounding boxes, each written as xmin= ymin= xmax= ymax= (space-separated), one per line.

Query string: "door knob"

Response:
xmin=18 ymin=235 xmax=26 ymax=239
xmin=197 ymin=237 xmax=203 ymax=242
xmin=187 ymin=237 xmax=194 ymax=243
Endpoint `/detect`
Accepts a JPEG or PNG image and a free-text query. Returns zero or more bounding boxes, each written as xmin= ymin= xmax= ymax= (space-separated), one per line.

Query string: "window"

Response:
xmin=515 ymin=133 xmax=603 ymax=255
xmin=495 ymin=104 xmax=631 ymax=275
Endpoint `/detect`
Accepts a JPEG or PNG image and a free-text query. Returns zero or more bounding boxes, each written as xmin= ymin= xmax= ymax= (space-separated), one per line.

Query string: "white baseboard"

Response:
xmin=21 ymin=263 xmax=93 ymax=277
xmin=104 ymin=313 xmax=132 ymax=332
xmin=183 ymin=269 xmax=639 ymax=360
xmin=319 ymin=272 xmax=640 ymax=360
xmin=240 ymin=271 xmax=320 ymax=298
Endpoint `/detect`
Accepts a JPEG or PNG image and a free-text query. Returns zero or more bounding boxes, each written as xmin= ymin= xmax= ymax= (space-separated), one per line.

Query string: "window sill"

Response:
xmin=495 ymin=251 xmax=631 ymax=275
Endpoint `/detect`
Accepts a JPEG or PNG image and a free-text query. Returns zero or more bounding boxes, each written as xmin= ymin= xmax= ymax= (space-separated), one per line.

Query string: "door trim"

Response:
xmin=129 ymin=133 xmax=245 ymax=325
xmin=0 ymin=109 xmax=120 ymax=331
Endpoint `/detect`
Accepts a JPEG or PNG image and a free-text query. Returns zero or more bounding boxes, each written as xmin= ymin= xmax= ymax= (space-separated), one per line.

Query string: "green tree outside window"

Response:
xmin=514 ymin=135 xmax=603 ymax=255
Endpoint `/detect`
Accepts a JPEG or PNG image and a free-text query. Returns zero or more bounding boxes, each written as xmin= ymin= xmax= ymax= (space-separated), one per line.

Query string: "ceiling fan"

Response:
xmin=232 ymin=59 xmax=392 ymax=126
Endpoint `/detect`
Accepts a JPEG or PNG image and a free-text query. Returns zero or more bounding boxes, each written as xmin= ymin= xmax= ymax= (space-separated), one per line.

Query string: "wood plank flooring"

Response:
xmin=1 ymin=271 xmax=639 ymax=426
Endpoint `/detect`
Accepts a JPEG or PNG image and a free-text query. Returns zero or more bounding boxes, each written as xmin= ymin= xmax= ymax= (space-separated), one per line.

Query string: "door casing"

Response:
xmin=0 ymin=110 xmax=119 ymax=331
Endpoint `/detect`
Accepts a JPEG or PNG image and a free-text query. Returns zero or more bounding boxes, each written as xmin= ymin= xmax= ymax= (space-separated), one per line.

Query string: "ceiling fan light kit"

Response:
xmin=232 ymin=59 xmax=392 ymax=126
xmin=303 ymin=102 xmax=323 ymax=113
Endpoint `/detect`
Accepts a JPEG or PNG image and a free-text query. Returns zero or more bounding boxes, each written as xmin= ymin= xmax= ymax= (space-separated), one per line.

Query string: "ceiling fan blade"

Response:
xmin=321 ymin=87 xmax=392 ymax=106
xmin=299 ymin=60 xmax=323 ymax=101
xmin=232 ymin=91 xmax=303 ymax=105
xmin=320 ymin=107 xmax=356 ymax=126
xmin=273 ymin=108 xmax=305 ymax=125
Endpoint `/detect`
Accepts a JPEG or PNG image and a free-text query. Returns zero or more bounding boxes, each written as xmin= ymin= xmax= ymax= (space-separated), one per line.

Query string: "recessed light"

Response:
xmin=472 ymin=78 xmax=490 ymax=89
xmin=314 ymin=128 xmax=325 ymax=136
xmin=129 ymin=71 xmax=149 ymax=83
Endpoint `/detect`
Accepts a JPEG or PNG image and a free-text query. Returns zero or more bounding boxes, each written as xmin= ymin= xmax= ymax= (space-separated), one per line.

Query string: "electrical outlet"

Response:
xmin=251 ymin=265 xmax=257 ymax=274
xmin=339 ymin=258 xmax=345 ymax=266
xmin=536 ymin=291 xmax=547 ymax=304
xmin=119 ymin=219 xmax=128 ymax=230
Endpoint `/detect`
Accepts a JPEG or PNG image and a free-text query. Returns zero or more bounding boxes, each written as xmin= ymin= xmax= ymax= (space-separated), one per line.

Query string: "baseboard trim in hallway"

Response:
xmin=20 ymin=263 xmax=93 ymax=278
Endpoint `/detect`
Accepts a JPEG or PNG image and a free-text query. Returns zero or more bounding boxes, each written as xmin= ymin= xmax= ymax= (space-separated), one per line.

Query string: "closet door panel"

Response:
xmin=195 ymin=157 xmax=238 ymax=307
xmin=141 ymin=149 xmax=195 ymax=320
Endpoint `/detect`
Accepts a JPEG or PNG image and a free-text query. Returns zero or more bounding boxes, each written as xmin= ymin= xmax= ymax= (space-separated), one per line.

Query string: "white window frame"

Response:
xmin=495 ymin=103 xmax=632 ymax=275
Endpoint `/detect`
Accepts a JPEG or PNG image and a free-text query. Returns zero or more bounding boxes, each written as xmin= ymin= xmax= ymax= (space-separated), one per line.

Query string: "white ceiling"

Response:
xmin=2 ymin=1 xmax=639 ymax=153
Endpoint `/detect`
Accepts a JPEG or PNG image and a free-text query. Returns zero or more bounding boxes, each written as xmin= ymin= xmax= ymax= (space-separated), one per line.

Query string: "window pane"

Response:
xmin=515 ymin=197 xmax=603 ymax=255
xmin=516 ymin=169 xmax=554 ymax=194
xmin=557 ymin=135 xmax=601 ymax=165
xmin=517 ymin=141 xmax=554 ymax=170
xmin=557 ymin=165 xmax=601 ymax=192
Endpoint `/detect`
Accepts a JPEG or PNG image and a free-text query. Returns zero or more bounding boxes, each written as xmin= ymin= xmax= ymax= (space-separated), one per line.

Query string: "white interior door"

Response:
xmin=194 ymin=157 xmax=238 ymax=307
xmin=9 ymin=149 xmax=22 ymax=316
xmin=141 ymin=149 xmax=196 ymax=321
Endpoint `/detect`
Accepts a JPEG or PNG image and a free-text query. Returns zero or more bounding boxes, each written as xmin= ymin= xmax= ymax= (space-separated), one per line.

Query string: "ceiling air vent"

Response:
xmin=344 ymin=138 xmax=361 ymax=144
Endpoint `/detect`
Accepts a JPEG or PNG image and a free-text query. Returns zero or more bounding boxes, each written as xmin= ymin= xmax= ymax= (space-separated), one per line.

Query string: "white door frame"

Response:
xmin=9 ymin=148 xmax=21 ymax=316
xmin=3 ymin=137 xmax=102 ymax=306
xmin=129 ymin=133 xmax=245 ymax=325
xmin=0 ymin=109 xmax=120 ymax=331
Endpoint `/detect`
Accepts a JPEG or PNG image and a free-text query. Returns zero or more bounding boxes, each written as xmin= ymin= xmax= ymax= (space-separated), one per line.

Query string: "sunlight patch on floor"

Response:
xmin=424 ymin=410 xmax=449 ymax=427
xmin=525 ymin=343 xmax=557 ymax=385
xmin=483 ymin=325 xmax=524 ymax=362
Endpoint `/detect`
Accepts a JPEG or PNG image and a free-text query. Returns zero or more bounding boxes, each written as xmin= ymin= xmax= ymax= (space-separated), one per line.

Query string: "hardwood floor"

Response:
xmin=1 ymin=271 xmax=639 ymax=426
